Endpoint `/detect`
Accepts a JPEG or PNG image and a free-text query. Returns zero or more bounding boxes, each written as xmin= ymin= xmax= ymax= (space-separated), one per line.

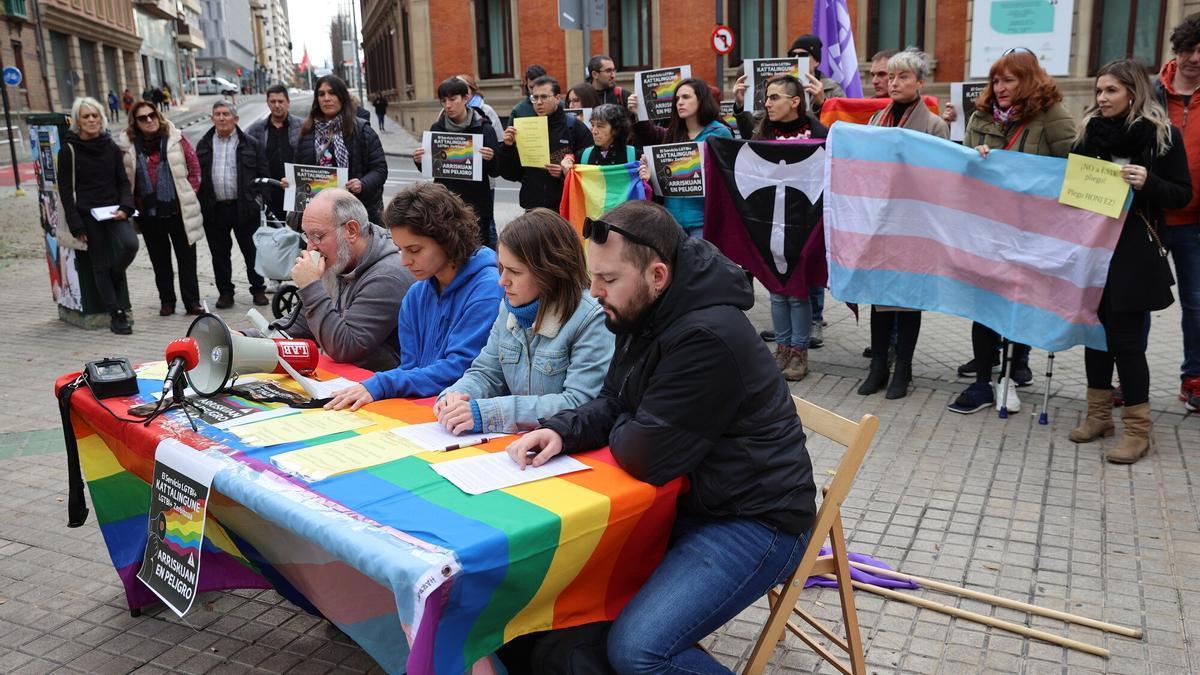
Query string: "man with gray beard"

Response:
xmin=286 ymin=188 xmax=414 ymax=371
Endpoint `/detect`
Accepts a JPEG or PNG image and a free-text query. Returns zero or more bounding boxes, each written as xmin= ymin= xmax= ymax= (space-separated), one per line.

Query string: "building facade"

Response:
xmin=134 ymin=0 xmax=183 ymax=100
xmin=178 ymin=0 xmax=208 ymax=96
xmin=264 ymin=0 xmax=293 ymax=85
xmin=197 ymin=0 xmax=257 ymax=90
xmin=366 ymin=0 xmax=1200 ymax=134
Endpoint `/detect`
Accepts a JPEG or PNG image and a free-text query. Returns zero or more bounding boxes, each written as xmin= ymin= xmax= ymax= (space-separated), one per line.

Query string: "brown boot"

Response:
xmin=1106 ymin=403 xmax=1152 ymax=464
xmin=1069 ymin=388 xmax=1115 ymax=443
xmin=783 ymin=347 xmax=809 ymax=381
xmin=774 ymin=345 xmax=791 ymax=370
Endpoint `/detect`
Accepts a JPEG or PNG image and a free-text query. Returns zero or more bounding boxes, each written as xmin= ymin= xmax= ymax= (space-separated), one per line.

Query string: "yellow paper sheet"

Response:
xmin=269 ymin=429 xmax=426 ymax=482
xmin=1058 ymin=153 xmax=1130 ymax=219
xmin=232 ymin=410 xmax=372 ymax=447
xmin=514 ymin=116 xmax=550 ymax=168
xmin=136 ymin=361 xmax=169 ymax=380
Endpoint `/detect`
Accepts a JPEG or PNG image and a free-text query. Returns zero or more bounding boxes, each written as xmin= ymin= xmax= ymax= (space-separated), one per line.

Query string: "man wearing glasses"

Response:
xmin=497 ymin=75 xmax=593 ymax=211
xmin=283 ymin=188 xmax=413 ymax=371
xmin=507 ymin=201 xmax=816 ymax=671
xmin=587 ymin=54 xmax=627 ymax=108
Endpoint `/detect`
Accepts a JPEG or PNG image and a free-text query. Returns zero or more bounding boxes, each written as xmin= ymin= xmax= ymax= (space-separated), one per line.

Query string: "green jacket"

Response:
xmin=963 ymin=102 xmax=1075 ymax=158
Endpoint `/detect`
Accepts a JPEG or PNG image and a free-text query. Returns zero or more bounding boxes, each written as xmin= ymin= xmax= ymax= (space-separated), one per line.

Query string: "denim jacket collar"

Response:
xmin=506 ymin=306 xmax=565 ymax=339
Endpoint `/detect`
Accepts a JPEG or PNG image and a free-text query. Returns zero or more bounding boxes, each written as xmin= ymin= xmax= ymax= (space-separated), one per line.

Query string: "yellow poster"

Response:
xmin=1058 ymin=153 xmax=1131 ymax=219
xmin=514 ymin=116 xmax=551 ymax=168
xmin=269 ymin=430 xmax=427 ymax=482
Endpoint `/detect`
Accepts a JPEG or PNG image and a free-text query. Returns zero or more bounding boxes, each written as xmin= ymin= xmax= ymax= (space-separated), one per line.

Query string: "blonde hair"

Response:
xmin=1076 ymin=59 xmax=1173 ymax=156
xmin=70 ymin=97 xmax=108 ymax=133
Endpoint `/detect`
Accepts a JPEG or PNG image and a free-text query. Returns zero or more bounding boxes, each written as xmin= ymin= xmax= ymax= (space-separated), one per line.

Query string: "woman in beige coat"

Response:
xmin=859 ymin=48 xmax=949 ymax=400
xmin=115 ymin=101 xmax=205 ymax=315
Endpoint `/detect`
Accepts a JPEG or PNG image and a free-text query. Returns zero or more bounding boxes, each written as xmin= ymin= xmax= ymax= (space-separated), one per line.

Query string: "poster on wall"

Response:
xmin=969 ymin=0 xmax=1075 ymax=78
xmin=31 ymin=125 xmax=82 ymax=311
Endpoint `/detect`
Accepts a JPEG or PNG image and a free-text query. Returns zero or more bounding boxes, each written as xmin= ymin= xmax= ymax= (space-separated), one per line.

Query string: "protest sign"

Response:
xmin=634 ymin=66 xmax=692 ymax=121
xmin=1058 ymin=153 xmax=1132 ymax=219
xmin=284 ymin=163 xmax=347 ymax=212
xmin=745 ymin=58 xmax=807 ymax=113
xmin=421 ymin=132 xmax=483 ymax=181
xmin=645 ymin=142 xmax=705 ymax=197
xmin=514 ymin=116 xmax=551 ymax=167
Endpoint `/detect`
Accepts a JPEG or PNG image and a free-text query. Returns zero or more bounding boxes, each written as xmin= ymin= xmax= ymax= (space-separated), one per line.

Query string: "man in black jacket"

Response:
xmin=412 ymin=77 xmax=500 ymax=247
xmin=497 ymin=75 xmax=592 ymax=211
xmin=196 ymin=101 xmax=267 ymax=308
xmin=507 ymin=200 xmax=816 ymax=671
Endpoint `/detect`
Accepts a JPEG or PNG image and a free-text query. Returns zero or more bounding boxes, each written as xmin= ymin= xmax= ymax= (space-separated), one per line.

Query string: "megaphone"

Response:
xmin=185 ymin=313 xmax=320 ymax=396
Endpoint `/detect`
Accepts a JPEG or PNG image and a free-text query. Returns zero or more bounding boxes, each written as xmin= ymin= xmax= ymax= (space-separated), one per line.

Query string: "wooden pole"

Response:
xmin=820 ymin=575 xmax=1110 ymax=658
xmin=846 ymin=561 xmax=1142 ymax=639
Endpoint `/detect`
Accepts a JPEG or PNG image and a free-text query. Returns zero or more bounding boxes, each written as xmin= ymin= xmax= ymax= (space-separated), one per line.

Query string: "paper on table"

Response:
xmin=432 ymin=452 xmax=591 ymax=495
xmin=390 ymin=422 xmax=503 ymax=452
xmin=514 ymin=116 xmax=550 ymax=168
xmin=210 ymin=406 xmax=298 ymax=430
xmin=232 ymin=409 xmax=372 ymax=447
xmin=136 ymin=361 xmax=170 ymax=379
xmin=276 ymin=355 xmax=355 ymax=399
xmin=270 ymin=429 xmax=425 ymax=481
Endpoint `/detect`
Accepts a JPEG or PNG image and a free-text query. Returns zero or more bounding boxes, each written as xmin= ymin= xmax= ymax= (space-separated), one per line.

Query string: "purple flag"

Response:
xmin=804 ymin=547 xmax=919 ymax=590
xmin=813 ymin=0 xmax=864 ymax=98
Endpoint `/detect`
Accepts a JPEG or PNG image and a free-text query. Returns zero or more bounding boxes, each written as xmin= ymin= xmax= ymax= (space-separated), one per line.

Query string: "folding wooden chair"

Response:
xmin=743 ymin=396 xmax=879 ymax=675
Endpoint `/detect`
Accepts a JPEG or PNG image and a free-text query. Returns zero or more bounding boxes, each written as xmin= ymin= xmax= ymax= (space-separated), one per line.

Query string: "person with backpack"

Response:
xmin=497 ymin=75 xmax=592 ymax=211
xmin=587 ymin=54 xmax=627 ymax=108
xmin=562 ymin=103 xmax=638 ymax=167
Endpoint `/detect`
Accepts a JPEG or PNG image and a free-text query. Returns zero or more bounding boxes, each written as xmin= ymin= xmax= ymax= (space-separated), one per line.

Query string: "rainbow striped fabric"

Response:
xmin=443 ymin=143 xmax=474 ymax=163
xmin=59 ymin=360 xmax=681 ymax=674
xmin=818 ymin=96 xmax=940 ymax=127
xmin=559 ymin=162 xmax=649 ymax=236
xmin=825 ymin=124 xmax=1126 ymax=352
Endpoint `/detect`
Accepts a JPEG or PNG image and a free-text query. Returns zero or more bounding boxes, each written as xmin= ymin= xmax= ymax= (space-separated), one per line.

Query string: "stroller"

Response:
xmin=250 ymin=178 xmax=306 ymax=321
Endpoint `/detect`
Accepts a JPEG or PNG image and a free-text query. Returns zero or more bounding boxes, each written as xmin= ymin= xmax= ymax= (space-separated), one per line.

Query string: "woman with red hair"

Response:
xmin=948 ymin=49 xmax=1076 ymax=415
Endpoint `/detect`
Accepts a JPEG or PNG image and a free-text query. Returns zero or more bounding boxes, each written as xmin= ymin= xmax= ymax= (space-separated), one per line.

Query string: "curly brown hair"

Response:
xmin=383 ymin=182 xmax=481 ymax=268
xmin=498 ymin=208 xmax=589 ymax=331
xmin=974 ymin=51 xmax=1062 ymax=117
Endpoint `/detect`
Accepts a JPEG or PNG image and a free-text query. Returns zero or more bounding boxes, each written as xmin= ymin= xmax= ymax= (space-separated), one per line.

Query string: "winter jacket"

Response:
xmin=440 ymin=293 xmax=615 ymax=433
xmin=963 ymin=102 xmax=1075 ymax=158
xmin=295 ymin=116 xmax=388 ymax=223
xmin=195 ymin=126 xmax=265 ymax=224
xmin=632 ymin=118 xmax=734 ymax=231
xmin=115 ymin=125 xmax=205 ymax=245
xmin=57 ymin=130 xmax=135 ymax=237
xmin=363 ymin=247 xmax=504 ymax=400
xmin=245 ymin=114 xmax=303 ymax=163
xmin=414 ymin=108 xmax=501 ymax=239
xmin=496 ymin=106 xmax=593 ymax=210
xmin=288 ymin=223 xmax=415 ymax=371
xmin=1155 ymin=59 xmax=1200 ymax=226
xmin=541 ymin=237 xmax=817 ymax=535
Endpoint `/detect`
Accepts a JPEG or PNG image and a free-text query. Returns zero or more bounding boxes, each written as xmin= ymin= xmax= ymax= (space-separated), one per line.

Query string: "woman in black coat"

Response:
xmin=1068 ymin=58 xmax=1191 ymax=464
xmin=293 ymin=75 xmax=388 ymax=223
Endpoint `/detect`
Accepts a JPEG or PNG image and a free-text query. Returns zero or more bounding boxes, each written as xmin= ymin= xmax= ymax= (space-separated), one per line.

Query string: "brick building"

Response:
xmin=363 ymin=0 xmax=1200 ymax=135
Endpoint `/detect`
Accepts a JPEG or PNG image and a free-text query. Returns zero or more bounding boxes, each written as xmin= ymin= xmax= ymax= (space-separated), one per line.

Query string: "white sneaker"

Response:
xmin=993 ymin=377 xmax=1021 ymax=413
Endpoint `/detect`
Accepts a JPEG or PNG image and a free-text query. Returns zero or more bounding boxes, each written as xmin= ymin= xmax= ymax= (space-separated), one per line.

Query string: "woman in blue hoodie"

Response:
xmin=434 ymin=208 xmax=615 ymax=434
xmin=326 ymin=183 xmax=503 ymax=411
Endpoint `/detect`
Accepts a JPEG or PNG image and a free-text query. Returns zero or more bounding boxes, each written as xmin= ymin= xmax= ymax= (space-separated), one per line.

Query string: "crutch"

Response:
xmin=998 ymin=339 xmax=1013 ymax=418
xmin=1038 ymin=352 xmax=1055 ymax=425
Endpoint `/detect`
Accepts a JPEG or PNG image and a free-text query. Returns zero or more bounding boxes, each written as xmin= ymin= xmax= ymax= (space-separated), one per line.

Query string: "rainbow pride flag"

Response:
xmin=160 ymin=505 xmax=205 ymax=555
xmin=819 ymin=95 xmax=939 ymax=127
xmin=559 ymin=162 xmax=649 ymax=236
xmin=667 ymin=153 xmax=702 ymax=177
xmin=444 ymin=143 xmax=474 ymax=163
xmin=825 ymin=124 xmax=1126 ymax=352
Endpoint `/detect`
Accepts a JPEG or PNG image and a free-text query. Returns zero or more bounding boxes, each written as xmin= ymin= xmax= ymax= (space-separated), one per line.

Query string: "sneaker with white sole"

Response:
xmin=993 ymin=377 xmax=1021 ymax=413
xmin=948 ymin=382 xmax=994 ymax=414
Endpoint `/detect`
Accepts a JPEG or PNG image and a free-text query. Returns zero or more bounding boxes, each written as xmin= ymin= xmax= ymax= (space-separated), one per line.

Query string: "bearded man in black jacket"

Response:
xmin=506 ymin=200 xmax=816 ymax=673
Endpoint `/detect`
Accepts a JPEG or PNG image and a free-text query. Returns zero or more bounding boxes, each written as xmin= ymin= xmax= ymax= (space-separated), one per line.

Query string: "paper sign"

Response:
xmin=1058 ymin=153 xmax=1131 ymax=219
xmin=634 ymin=66 xmax=692 ymax=121
xmin=949 ymin=81 xmax=987 ymax=142
xmin=432 ymin=451 xmax=591 ymax=495
xmin=746 ymin=58 xmax=808 ymax=114
xmin=389 ymin=422 xmax=503 ymax=452
xmin=514 ymin=116 xmax=551 ymax=168
xmin=564 ymin=107 xmax=593 ymax=128
xmin=275 ymin=355 xmax=355 ymax=400
xmin=270 ymin=429 xmax=423 ymax=482
xmin=645 ymin=142 xmax=705 ymax=197
xmin=232 ymin=409 xmax=373 ymax=447
xmin=284 ymin=163 xmax=348 ymax=212
xmin=136 ymin=439 xmax=225 ymax=617
xmin=421 ymin=132 xmax=483 ymax=181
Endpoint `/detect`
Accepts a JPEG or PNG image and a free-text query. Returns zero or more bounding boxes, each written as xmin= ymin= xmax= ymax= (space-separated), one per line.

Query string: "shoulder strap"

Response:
xmin=581 ymin=146 xmax=593 ymax=163
xmin=625 ymin=145 xmax=635 ymax=163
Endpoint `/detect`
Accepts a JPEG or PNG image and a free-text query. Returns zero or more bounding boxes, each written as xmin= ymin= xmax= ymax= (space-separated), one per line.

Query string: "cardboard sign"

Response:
xmin=634 ymin=66 xmax=692 ymax=121
xmin=421 ymin=132 xmax=483 ymax=181
xmin=645 ymin=142 xmax=705 ymax=197
xmin=1058 ymin=153 xmax=1132 ymax=219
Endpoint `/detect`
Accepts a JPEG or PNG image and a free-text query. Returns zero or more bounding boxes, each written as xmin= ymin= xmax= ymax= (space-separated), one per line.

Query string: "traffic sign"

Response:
xmin=711 ymin=25 xmax=735 ymax=56
xmin=2 ymin=67 xmax=22 ymax=87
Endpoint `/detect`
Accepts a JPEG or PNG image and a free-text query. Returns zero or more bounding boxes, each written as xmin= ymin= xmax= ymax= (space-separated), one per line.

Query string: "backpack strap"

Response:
xmin=625 ymin=145 xmax=635 ymax=163
xmin=581 ymin=146 xmax=593 ymax=164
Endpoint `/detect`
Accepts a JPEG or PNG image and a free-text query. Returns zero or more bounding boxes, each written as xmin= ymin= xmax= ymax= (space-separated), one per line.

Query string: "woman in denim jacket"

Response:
xmin=434 ymin=209 xmax=615 ymax=434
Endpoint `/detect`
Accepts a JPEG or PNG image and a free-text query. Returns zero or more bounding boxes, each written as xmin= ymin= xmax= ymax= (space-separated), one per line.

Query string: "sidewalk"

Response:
xmin=374 ymin=123 xmax=420 ymax=158
xmin=1 ymin=183 xmax=1199 ymax=672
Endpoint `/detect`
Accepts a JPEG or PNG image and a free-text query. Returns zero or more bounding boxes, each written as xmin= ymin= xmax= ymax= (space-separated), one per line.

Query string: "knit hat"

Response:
xmin=789 ymin=34 xmax=823 ymax=62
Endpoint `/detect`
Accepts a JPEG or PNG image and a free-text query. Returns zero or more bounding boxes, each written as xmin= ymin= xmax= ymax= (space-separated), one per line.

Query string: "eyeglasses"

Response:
xmin=305 ymin=226 xmax=340 ymax=245
xmin=583 ymin=217 xmax=670 ymax=262
xmin=1002 ymin=47 xmax=1034 ymax=56
xmin=135 ymin=113 xmax=157 ymax=122
xmin=529 ymin=94 xmax=556 ymax=102
xmin=600 ymin=68 xmax=617 ymax=74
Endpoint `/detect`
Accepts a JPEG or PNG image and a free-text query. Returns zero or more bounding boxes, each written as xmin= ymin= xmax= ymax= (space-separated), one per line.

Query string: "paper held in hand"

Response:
xmin=421 ymin=132 xmax=483 ymax=181
xmin=514 ymin=116 xmax=551 ymax=168
xmin=634 ymin=65 xmax=692 ymax=121
xmin=432 ymin=451 xmax=591 ymax=495
xmin=1058 ymin=153 xmax=1132 ymax=219
xmin=284 ymin=163 xmax=348 ymax=212
xmin=645 ymin=142 xmax=705 ymax=198
xmin=948 ymin=81 xmax=987 ymax=142
xmin=745 ymin=58 xmax=808 ymax=113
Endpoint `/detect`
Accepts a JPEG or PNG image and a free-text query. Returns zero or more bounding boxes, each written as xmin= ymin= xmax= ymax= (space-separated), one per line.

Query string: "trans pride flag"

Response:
xmin=559 ymin=162 xmax=649 ymax=236
xmin=824 ymin=124 xmax=1126 ymax=352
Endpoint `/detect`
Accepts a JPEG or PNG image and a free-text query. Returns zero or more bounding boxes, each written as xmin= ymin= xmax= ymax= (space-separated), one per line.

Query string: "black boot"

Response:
xmin=110 ymin=310 xmax=132 ymax=335
xmin=886 ymin=360 xmax=912 ymax=399
xmin=858 ymin=357 xmax=889 ymax=395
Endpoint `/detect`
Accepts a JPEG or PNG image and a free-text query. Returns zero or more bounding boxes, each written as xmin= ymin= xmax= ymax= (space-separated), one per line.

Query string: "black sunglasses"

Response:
xmin=583 ymin=217 xmax=670 ymax=262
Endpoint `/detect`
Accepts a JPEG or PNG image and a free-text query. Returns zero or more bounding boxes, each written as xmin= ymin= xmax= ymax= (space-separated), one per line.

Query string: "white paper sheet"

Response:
xmin=275 ymin=355 xmax=354 ymax=399
xmin=432 ymin=452 xmax=591 ymax=496
xmin=389 ymin=422 xmax=503 ymax=452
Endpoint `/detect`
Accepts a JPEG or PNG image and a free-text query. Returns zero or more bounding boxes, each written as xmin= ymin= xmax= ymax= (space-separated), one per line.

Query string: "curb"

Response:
xmin=384 ymin=150 xmax=415 ymax=158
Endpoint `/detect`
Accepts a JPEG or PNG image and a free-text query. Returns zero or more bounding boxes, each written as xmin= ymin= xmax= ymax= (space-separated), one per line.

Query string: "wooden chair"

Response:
xmin=742 ymin=396 xmax=879 ymax=675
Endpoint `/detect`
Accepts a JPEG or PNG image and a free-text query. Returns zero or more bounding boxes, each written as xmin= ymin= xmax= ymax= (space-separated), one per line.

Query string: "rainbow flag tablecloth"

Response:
xmin=57 ymin=358 xmax=682 ymax=673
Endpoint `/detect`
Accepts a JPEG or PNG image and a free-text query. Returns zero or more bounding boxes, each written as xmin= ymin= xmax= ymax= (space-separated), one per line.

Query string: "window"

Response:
xmin=869 ymin=0 xmax=924 ymax=54
xmin=1092 ymin=0 xmax=1166 ymax=73
xmin=401 ymin=6 xmax=413 ymax=92
xmin=78 ymin=39 xmax=100 ymax=100
xmin=474 ymin=0 xmax=513 ymax=79
xmin=729 ymin=0 xmax=777 ymax=66
xmin=49 ymin=30 xmax=74 ymax=110
xmin=609 ymin=0 xmax=652 ymax=71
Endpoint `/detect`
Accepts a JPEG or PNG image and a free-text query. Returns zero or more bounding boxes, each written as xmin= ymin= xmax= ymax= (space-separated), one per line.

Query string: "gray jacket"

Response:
xmin=289 ymin=223 xmax=415 ymax=371
xmin=245 ymin=113 xmax=303 ymax=159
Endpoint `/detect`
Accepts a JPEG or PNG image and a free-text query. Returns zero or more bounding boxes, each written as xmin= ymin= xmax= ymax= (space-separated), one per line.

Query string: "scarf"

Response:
xmin=314 ymin=116 xmax=349 ymax=168
xmin=884 ymin=98 xmax=920 ymax=128
xmin=1080 ymin=114 xmax=1157 ymax=163
xmin=134 ymin=134 xmax=176 ymax=218
xmin=992 ymin=104 xmax=1021 ymax=127
xmin=506 ymin=297 xmax=540 ymax=330
xmin=442 ymin=109 xmax=477 ymax=133
xmin=765 ymin=116 xmax=810 ymax=140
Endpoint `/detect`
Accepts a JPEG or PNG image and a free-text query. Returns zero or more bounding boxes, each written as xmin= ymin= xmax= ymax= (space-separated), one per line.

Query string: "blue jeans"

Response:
xmin=809 ymin=285 xmax=825 ymax=324
xmin=607 ymin=516 xmax=809 ymax=674
xmin=1163 ymin=225 xmax=1200 ymax=378
xmin=770 ymin=293 xmax=812 ymax=348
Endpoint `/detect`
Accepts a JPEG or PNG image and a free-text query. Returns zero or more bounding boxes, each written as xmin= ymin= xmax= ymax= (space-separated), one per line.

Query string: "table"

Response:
xmin=56 ymin=358 xmax=682 ymax=673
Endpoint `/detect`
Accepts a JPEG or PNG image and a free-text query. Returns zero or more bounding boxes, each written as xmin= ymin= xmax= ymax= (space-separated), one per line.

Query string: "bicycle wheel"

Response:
xmin=272 ymin=284 xmax=301 ymax=319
